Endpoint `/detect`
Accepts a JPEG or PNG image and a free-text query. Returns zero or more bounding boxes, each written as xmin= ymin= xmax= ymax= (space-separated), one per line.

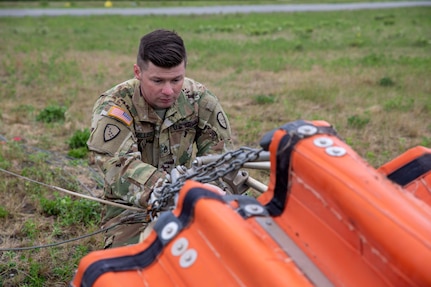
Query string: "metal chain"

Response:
xmin=149 ymin=147 xmax=263 ymax=214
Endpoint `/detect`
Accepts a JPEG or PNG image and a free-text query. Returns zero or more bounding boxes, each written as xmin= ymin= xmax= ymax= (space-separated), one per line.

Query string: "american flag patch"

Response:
xmin=108 ymin=106 xmax=132 ymax=126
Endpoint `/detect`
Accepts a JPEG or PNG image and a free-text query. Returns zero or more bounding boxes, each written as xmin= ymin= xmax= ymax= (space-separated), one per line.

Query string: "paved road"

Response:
xmin=1 ymin=1 xmax=430 ymax=17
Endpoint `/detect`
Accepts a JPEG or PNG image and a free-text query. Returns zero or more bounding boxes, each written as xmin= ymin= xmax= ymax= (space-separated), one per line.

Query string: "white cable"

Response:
xmin=0 ymin=167 xmax=145 ymax=212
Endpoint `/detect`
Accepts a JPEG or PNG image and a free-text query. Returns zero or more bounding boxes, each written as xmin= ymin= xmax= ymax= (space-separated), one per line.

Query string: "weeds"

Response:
xmin=67 ymin=128 xmax=90 ymax=158
xmin=36 ymin=105 xmax=67 ymax=123
xmin=379 ymin=76 xmax=395 ymax=87
xmin=22 ymin=220 xmax=39 ymax=240
xmin=383 ymin=97 xmax=414 ymax=112
xmin=67 ymin=126 xmax=88 ymax=145
xmin=67 ymin=147 xmax=88 ymax=159
xmin=40 ymin=193 xmax=101 ymax=226
xmin=347 ymin=115 xmax=370 ymax=129
xmin=422 ymin=137 xmax=431 ymax=147
xmin=0 ymin=140 xmax=102 ymax=286
xmin=254 ymin=94 xmax=276 ymax=105
xmin=0 ymin=205 xmax=8 ymax=218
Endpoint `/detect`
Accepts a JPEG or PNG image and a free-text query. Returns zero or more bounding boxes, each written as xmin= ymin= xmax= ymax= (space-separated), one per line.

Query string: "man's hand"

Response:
xmin=171 ymin=165 xmax=226 ymax=195
xmin=148 ymin=174 xmax=170 ymax=206
xmin=203 ymin=183 xmax=226 ymax=196
xmin=149 ymin=165 xmax=227 ymax=211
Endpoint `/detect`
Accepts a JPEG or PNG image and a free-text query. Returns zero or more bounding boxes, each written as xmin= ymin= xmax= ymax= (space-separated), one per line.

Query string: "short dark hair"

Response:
xmin=137 ymin=29 xmax=187 ymax=70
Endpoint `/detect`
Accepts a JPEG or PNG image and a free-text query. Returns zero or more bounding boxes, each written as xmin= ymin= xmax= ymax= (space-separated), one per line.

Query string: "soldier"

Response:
xmin=87 ymin=29 xmax=233 ymax=248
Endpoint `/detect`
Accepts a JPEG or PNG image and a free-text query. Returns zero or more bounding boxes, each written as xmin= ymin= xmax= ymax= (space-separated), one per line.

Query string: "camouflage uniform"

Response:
xmin=87 ymin=77 xmax=232 ymax=248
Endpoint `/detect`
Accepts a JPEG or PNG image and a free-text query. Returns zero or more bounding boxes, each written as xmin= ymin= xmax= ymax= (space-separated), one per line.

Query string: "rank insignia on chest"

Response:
xmin=108 ymin=106 xmax=133 ymax=126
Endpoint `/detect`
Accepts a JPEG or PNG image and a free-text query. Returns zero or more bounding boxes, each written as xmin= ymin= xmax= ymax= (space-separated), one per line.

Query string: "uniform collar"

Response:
xmin=132 ymin=80 xmax=195 ymax=125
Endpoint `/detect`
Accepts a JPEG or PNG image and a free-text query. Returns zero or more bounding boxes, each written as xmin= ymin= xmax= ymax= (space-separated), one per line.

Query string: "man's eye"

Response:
xmin=152 ymin=79 xmax=162 ymax=83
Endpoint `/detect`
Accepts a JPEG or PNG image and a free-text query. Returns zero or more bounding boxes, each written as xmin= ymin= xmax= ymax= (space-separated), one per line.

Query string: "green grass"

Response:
xmin=0 ymin=4 xmax=430 ymax=286
xmin=2 ymin=9 xmax=431 ymax=73
xmin=0 ymin=141 xmax=103 ymax=286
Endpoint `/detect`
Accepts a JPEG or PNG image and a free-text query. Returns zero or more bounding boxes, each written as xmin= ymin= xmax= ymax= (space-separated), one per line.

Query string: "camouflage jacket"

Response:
xmin=87 ymin=78 xmax=233 ymax=223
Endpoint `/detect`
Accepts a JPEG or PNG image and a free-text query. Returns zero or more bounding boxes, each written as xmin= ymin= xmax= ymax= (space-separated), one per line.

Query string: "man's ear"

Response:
xmin=133 ymin=64 xmax=141 ymax=79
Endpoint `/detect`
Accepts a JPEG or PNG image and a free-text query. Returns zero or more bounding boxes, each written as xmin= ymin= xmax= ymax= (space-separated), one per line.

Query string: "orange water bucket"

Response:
xmin=71 ymin=120 xmax=431 ymax=287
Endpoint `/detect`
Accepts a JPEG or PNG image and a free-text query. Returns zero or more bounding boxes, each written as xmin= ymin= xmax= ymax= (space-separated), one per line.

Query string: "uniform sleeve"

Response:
xmin=195 ymin=89 xmax=234 ymax=157
xmin=87 ymin=97 xmax=164 ymax=208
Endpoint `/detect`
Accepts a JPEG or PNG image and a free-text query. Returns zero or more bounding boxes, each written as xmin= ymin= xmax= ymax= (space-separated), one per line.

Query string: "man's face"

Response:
xmin=134 ymin=61 xmax=185 ymax=109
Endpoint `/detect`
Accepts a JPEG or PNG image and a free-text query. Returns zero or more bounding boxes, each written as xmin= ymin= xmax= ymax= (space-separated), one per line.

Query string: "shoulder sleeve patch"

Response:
xmin=217 ymin=112 xmax=228 ymax=129
xmin=107 ymin=106 xmax=133 ymax=126
xmin=87 ymin=117 xmax=133 ymax=156
xmin=104 ymin=124 xmax=121 ymax=142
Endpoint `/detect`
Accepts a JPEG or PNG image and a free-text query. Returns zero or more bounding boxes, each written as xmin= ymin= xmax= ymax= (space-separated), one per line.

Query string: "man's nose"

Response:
xmin=162 ymin=83 xmax=174 ymax=95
